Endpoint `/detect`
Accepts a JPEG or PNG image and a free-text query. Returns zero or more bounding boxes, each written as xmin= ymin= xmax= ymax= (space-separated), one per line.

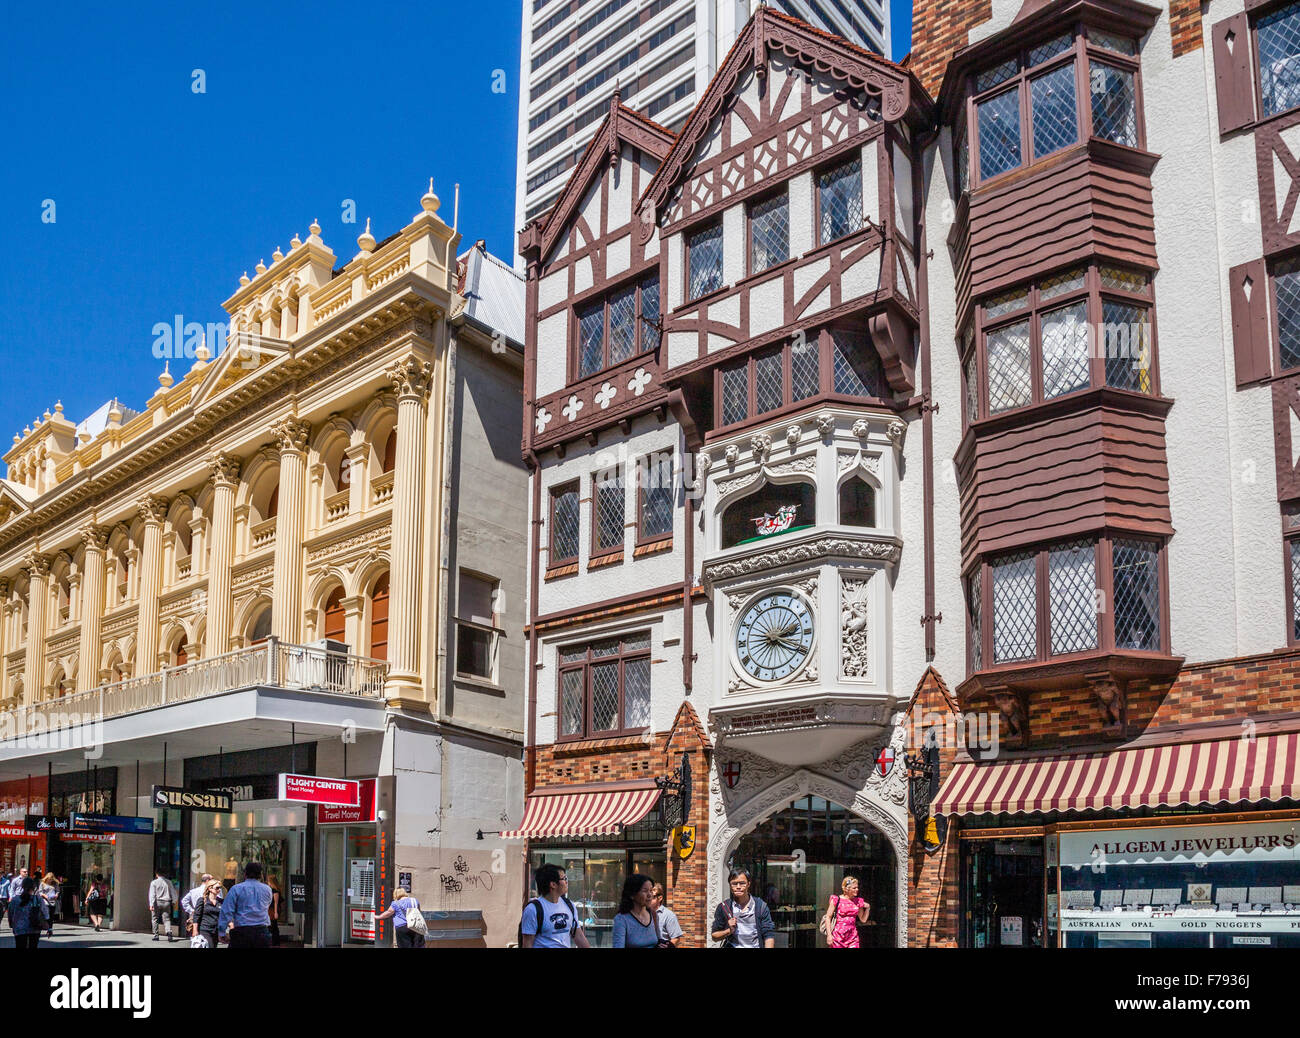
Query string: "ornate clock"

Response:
xmin=734 ymin=589 xmax=816 ymax=683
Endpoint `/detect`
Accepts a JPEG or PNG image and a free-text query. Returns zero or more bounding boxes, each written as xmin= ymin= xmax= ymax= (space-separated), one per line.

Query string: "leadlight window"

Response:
xmin=687 ymin=221 xmax=724 ymax=300
xmin=557 ymin=632 xmax=652 ymax=739
xmin=818 ymin=155 xmax=864 ymax=245
xmin=593 ymin=465 xmax=625 ymax=555
xmin=1112 ymin=538 xmax=1160 ymax=651
xmin=1048 ymin=541 xmax=1098 ymax=655
xmin=549 ymin=482 xmax=581 ymax=566
xmin=1290 ymin=538 xmax=1300 ymax=642
xmin=1258 ymin=1 xmax=1300 ymax=119
xmin=968 ymin=573 xmax=983 ymax=672
xmin=831 ymin=329 xmax=885 ymax=396
xmin=638 ymin=450 xmax=674 ymax=542
xmin=750 ymin=191 xmax=790 ymax=274
xmin=1274 ymin=256 xmax=1300 ymax=371
xmin=576 ymin=273 xmax=661 ymax=378
xmin=1089 ymin=62 xmax=1138 ymax=147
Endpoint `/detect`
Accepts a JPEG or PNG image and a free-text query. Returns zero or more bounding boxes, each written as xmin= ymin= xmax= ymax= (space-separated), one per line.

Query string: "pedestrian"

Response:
xmin=711 ymin=867 xmax=775 ymax=948
xmin=39 ymin=873 xmax=59 ymax=937
xmin=181 ymin=874 xmax=213 ymax=936
xmin=519 ymin=863 xmax=589 ymax=948
xmin=217 ymin=861 xmax=273 ymax=948
xmin=267 ymin=876 xmax=282 ymax=946
xmin=7 ymin=877 xmax=48 ymax=950
xmin=85 ymin=874 xmax=109 ymax=932
xmin=190 ymin=881 xmax=222 ymax=949
xmin=5 ymin=868 xmax=28 ymax=928
xmin=820 ymin=875 xmax=870 ymax=948
xmin=375 ymin=886 xmax=428 ymax=948
xmin=612 ymin=873 xmax=665 ymax=948
xmin=650 ymin=882 xmax=683 ymax=947
xmin=148 ymin=868 xmax=177 ymax=942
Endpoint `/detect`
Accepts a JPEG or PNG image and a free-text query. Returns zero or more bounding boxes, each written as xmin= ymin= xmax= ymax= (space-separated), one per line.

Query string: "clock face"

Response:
xmin=735 ymin=590 xmax=815 ymax=683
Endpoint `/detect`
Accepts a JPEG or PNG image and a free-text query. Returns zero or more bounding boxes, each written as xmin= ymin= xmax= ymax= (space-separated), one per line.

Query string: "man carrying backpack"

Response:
xmin=520 ymin=864 xmax=589 ymax=948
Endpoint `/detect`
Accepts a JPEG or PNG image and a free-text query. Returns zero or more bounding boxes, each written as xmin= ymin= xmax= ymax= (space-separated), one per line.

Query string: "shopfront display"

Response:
xmin=319 ymin=826 xmax=379 ymax=946
xmin=61 ymin=833 xmax=115 ymax=925
xmin=0 ymin=824 xmax=43 ymax=878
xmin=961 ymin=836 xmax=1045 ymax=948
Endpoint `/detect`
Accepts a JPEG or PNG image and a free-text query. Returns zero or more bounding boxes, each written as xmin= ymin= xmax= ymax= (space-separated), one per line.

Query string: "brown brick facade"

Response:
xmin=909 ymin=0 xmax=993 ymax=97
xmin=1169 ymin=0 xmax=1204 ymax=58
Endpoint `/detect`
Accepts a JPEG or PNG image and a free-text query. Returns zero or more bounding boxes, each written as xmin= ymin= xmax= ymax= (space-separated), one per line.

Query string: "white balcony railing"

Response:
xmin=3 ymin=638 xmax=388 ymax=738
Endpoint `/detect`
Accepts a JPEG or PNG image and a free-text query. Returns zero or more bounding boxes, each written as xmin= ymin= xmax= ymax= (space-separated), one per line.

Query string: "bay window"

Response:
xmin=576 ymin=273 xmax=661 ymax=378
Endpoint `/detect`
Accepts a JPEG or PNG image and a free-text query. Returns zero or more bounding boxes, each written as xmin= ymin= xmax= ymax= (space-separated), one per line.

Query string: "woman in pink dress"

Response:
xmin=821 ymin=876 xmax=870 ymax=948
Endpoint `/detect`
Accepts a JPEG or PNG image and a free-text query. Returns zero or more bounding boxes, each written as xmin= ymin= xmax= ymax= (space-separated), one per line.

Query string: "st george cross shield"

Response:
xmin=723 ymin=761 xmax=742 ymax=789
xmin=875 ymin=746 xmax=895 ymax=778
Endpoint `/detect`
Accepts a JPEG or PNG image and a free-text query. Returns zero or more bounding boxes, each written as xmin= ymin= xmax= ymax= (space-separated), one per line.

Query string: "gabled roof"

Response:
xmin=639 ymin=7 xmax=933 ymax=223
xmin=518 ymin=93 xmax=676 ymax=267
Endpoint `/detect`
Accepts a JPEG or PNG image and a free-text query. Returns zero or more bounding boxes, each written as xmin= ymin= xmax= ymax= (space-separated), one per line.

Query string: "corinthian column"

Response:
xmin=135 ymin=496 xmax=169 ymax=672
xmin=23 ymin=553 xmax=50 ymax=702
xmin=207 ymin=453 xmax=241 ymax=655
xmin=0 ymin=578 xmax=10 ymax=700
xmin=271 ymin=418 xmax=311 ymax=642
xmin=77 ymin=526 xmax=109 ymax=693
xmin=385 ymin=357 xmax=434 ymax=697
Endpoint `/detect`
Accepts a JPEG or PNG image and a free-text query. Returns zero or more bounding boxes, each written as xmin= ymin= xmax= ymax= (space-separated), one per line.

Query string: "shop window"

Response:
xmin=368 ymin=574 xmax=389 ymax=661
xmin=322 ymin=587 xmax=346 ymax=643
xmin=838 ymin=477 xmax=876 ymax=527
xmin=549 ymin=481 xmax=581 ymax=566
xmin=592 ymin=465 xmax=625 ymax=558
xmin=556 ymin=631 xmax=651 ymax=740
xmin=817 ymin=155 xmax=864 ymax=245
xmin=687 ymin=221 xmax=724 ymax=301
xmin=637 ymin=450 xmax=674 ymax=543
xmin=1258 ymin=1 xmax=1300 ymax=118
xmin=455 ymin=571 xmax=500 ymax=682
xmin=576 ymin=273 xmax=660 ymax=378
xmin=749 ymin=190 xmax=789 ymax=274
xmin=721 ymin=482 xmax=815 ymax=549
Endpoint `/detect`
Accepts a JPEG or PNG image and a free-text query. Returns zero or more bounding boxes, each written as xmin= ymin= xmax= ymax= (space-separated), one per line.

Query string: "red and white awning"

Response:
xmin=933 ymin=731 xmax=1300 ymax=817
xmin=501 ymin=781 xmax=661 ymax=839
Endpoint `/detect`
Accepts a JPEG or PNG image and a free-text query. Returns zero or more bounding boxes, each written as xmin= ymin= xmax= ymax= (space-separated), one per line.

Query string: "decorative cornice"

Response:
xmin=702 ymin=534 xmax=901 ymax=586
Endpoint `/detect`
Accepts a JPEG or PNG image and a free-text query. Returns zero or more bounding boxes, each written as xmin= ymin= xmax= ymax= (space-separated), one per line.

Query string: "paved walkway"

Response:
xmin=0 ymin=922 xmax=188 ymax=949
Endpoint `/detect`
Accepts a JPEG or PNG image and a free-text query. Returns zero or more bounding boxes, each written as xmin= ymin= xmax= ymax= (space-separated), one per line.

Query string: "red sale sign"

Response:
xmin=318 ymin=778 xmax=376 ymax=824
xmin=277 ymin=774 xmax=359 ymax=807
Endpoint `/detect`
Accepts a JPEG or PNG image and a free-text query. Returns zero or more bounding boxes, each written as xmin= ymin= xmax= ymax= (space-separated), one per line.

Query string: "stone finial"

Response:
xmin=255 ymin=259 xmax=267 ymax=275
xmin=240 ymin=271 xmax=251 ymax=286
xmin=42 ymin=408 xmax=51 ymax=421
xmin=308 ymin=219 xmax=323 ymax=244
xmin=357 ymin=217 xmax=376 ymax=254
xmin=158 ymin=362 xmax=174 ymax=390
xmin=272 ymin=246 xmax=284 ymax=263
xmin=107 ymin=400 xmax=123 ymax=425
xmin=421 ymin=178 xmax=440 ymax=214
xmin=54 ymin=401 xmax=64 ymax=416
xmin=195 ymin=334 xmax=212 ymax=364
xmin=22 ymin=425 xmax=31 ymax=436
xmin=290 ymin=231 xmax=303 ymax=249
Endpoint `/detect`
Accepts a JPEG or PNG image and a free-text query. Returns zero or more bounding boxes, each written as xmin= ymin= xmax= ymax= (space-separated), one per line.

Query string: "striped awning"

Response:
xmin=933 ymin=731 xmax=1300 ymax=817
xmin=501 ymin=781 xmax=661 ymax=839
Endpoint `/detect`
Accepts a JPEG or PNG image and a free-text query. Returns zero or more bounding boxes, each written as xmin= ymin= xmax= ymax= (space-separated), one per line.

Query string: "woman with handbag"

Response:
xmin=191 ymin=881 xmax=222 ymax=948
xmin=375 ymin=887 xmax=428 ymax=947
xmin=611 ymin=874 xmax=668 ymax=947
xmin=820 ymin=875 xmax=870 ymax=948
xmin=85 ymin=875 xmax=109 ymax=932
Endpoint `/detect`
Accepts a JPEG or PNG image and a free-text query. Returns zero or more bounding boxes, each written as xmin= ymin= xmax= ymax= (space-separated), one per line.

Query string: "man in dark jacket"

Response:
xmin=711 ymin=867 xmax=775 ymax=948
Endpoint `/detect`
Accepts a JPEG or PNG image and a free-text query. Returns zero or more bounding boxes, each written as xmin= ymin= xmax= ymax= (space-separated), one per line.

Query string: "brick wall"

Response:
xmin=1169 ymin=0 xmax=1204 ymax=58
xmin=909 ymin=0 xmax=993 ymax=98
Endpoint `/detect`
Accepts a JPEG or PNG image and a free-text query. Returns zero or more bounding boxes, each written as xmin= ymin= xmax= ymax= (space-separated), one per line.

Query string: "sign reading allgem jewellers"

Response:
xmin=151 ymin=786 xmax=233 ymax=813
xmin=277 ymin=774 xmax=359 ymax=807
xmin=1060 ymin=821 xmax=1300 ymax=867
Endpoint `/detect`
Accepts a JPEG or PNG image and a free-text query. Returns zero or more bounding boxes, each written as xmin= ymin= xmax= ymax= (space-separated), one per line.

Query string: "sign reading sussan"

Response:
xmin=1060 ymin=820 xmax=1300 ymax=867
xmin=151 ymin=786 xmax=234 ymax=813
xmin=277 ymin=774 xmax=359 ymax=807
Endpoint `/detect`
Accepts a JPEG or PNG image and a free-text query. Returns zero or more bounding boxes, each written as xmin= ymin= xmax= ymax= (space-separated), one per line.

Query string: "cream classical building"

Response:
xmin=0 ymin=184 xmax=526 ymax=946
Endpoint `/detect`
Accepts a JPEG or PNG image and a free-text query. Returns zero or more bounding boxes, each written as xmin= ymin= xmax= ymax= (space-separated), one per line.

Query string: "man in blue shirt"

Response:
xmin=217 ymin=862 xmax=273 ymax=948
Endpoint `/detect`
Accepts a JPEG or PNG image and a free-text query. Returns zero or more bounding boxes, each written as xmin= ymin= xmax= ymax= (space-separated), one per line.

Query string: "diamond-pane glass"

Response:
xmin=1259 ymin=2 xmax=1300 ymax=117
xmin=992 ymin=552 xmax=1038 ymax=663
xmin=608 ymin=284 xmax=637 ymax=364
xmin=756 ymin=350 xmax=785 ymax=414
xmin=1276 ymin=259 xmax=1300 ymax=370
xmin=560 ymin=669 xmax=584 ymax=736
xmin=640 ymin=276 xmax=661 ymax=351
xmin=595 ymin=469 xmax=624 ymax=551
xmin=1049 ymin=540 xmax=1098 ymax=655
xmin=640 ymin=452 xmax=674 ymax=539
xmin=976 ymin=58 xmax=1018 ymax=92
xmin=551 ymin=487 xmax=580 ymax=562
xmin=1098 ymin=266 xmax=1146 ymax=293
xmin=1029 ymin=33 xmax=1074 ymax=67
xmin=1041 ymin=268 xmax=1087 ymax=299
xmin=984 ymin=286 xmax=1029 ymax=319
xmin=578 ymin=302 xmax=604 ymax=378
xmin=1032 ymin=62 xmax=1079 ymax=158
xmin=721 ymin=362 xmax=748 ymax=426
xmin=688 ymin=222 xmax=724 ymax=300
xmin=977 ymin=89 xmax=1023 ymax=180
xmin=1090 ymin=61 xmax=1138 ymax=146
xmin=1113 ymin=539 xmax=1160 ymax=651
xmin=623 ymin=658 xmax=650 ymax=729
xmin=832 ymin=330 xmax=884 ymax=396
xmin=969 ymin=573 xmax=983 ymax=671
xmin=986 ymin=319 xmax=1032 ymax=413
xmin=559 ymin=646 xmax=586 ymax=664
xmin=956 ymin=121 xmax=970 ymax=195
xmin=819 ymin=156 xmax=863 ymax=244
xmin=1089 ymin=29 xmax=1137 ymax=55
xmin=751 ymin=192 xmax=789 ymax=273
xmin=1042 ymin=300 xmax=1091 ymax=398
xmin=592 ymin=638 xmax=620 ymax=657
xmin=1102 ymin=301 xmax=1152 ymax=393
xmin=792 ymin=337 xmax=820 ymax=400
xmin=964 ymin=348 xmax=979 ymax=423
xmin=591 ymin=662 xmax=619 ymax=730
xmin=1291 ymin=540 xmax=1300 ymax=641
xmin=621 ymin=632 xmax=651 ymax=651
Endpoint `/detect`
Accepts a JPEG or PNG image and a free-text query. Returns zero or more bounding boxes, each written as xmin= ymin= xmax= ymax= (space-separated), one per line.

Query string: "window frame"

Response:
xmin=555 ymin=633 xmax=653 ymax=742
xmin=571 ymin=272 xmax=662 ymax=381
xmin=1284 ymin=508 xmax=1300 ymax=646
xmin=548 ymin=479 xmax=582 ymax=569
xmin=963 ymin=25 xmax=1146 ymax=191
xmin=966 ymin=261 xmax=1159 ymax=427
xmin=814 ymin=153 xmax=866 ymax=247
xmin=685 ymin=219 xmax=725 ymax=303
xmin=636 ymin=449 xmax=675 ymax=547
xmin=1253 ymin=0 xmax=1300 ymax=123
xmin=747 ymin=188 xmax=791 ymax=276
xmin=454 ymin=571 xmax=501 ymax=684
xmin=590 ymin=463 xmax=626 ymax=563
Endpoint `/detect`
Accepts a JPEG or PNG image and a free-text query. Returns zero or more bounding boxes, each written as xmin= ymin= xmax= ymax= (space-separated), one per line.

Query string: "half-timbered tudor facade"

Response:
xmin=0 ymin=191 xmax=528 ymax=945
xmin=514 ymin=7 xmax=933 ymax=947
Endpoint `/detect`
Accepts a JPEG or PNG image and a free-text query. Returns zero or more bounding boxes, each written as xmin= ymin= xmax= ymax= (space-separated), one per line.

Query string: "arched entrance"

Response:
xmin=729 ymin=796 xmax=897 ymax=948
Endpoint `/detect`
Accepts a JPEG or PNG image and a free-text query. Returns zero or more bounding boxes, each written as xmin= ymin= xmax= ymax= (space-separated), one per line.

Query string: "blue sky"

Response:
xmin=0 ymin=1 xmax=911 ymax=438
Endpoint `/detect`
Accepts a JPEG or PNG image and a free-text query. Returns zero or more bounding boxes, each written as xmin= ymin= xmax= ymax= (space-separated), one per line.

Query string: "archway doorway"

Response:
xmin=729 ymin=796 xmax=896 ymax=948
